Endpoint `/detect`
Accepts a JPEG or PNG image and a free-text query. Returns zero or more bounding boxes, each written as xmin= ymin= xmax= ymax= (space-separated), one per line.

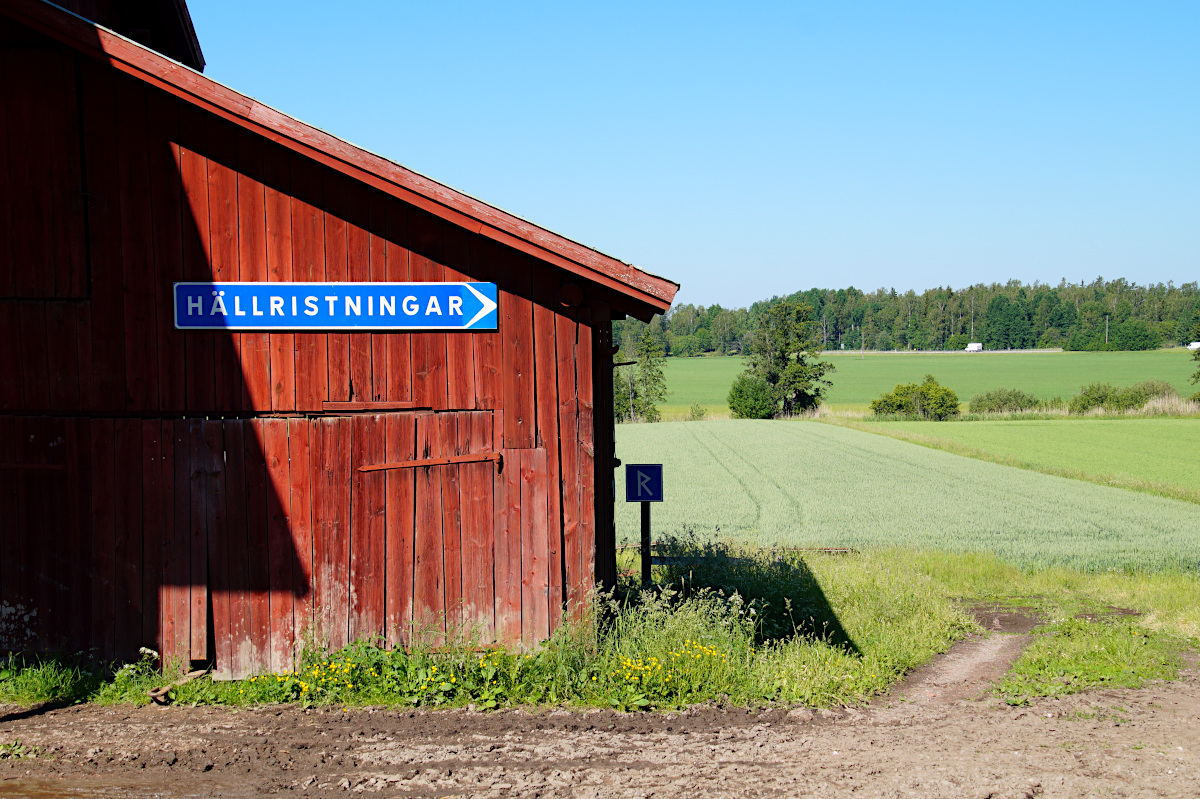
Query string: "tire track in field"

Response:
xmin=686 ymin=422 xmax=809 ymax=535
xmin=682 ymin=423 xmax=766 ymax=530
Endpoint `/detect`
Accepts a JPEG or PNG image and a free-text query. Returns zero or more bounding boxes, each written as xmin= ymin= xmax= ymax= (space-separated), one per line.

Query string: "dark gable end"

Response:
xmin=49 ymin=0 xmax=204 ymax=70
xmin=6 ymin=0 xmax=677 ymax=320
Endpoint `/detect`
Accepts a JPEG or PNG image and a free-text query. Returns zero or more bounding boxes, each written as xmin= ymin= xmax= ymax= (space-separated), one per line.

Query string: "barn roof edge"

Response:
xmin=5 ymin=0 xmax=679 ymax=315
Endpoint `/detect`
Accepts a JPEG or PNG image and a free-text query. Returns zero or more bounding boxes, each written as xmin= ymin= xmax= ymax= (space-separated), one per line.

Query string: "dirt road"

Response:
xmin=1 ymin=628 xmax=1197 ymax=798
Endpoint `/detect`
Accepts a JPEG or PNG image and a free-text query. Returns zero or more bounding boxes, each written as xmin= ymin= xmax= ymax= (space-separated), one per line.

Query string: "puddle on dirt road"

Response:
xmin=0 ymin=777 xmax=199 ymax=798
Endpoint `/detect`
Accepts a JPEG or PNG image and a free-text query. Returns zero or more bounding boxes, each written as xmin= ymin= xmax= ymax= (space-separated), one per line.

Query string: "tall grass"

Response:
xmin=0 ymin=655 xmax=100 ymax=706
xmin=2 ymin=548 xmax=1193 ymax=711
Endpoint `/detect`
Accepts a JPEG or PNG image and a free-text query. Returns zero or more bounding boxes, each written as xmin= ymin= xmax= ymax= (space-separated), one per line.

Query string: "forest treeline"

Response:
xmin=614 ymin=278 xmax=1200 ymax=356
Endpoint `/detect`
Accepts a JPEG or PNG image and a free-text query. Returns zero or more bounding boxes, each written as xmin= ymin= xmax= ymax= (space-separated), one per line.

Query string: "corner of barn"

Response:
xmin=0 ymin=0 xmax=677 ymax=678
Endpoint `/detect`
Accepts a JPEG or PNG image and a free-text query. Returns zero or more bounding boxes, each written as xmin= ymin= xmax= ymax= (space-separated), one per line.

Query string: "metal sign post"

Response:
xmin=625 ymin=464 xmax=663 ymax=584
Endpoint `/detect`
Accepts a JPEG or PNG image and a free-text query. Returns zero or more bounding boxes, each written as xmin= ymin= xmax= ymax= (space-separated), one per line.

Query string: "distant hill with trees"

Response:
xmin=614 ymin=278 xmax=1200 ymax=357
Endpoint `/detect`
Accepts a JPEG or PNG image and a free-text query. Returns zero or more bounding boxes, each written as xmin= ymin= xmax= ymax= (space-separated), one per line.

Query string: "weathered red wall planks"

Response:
xmin=0 ymin=21 xmax=630 ymax=680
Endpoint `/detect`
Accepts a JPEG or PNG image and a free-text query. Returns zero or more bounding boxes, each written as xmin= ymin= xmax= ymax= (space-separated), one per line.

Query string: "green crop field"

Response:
xmin=856 ymin=418 xmax=1200 ymax=504
xmin=613 ymin=419 xmax=1200 ymax=572
xmin=658 ymin=349 xmax=1197 ymax=416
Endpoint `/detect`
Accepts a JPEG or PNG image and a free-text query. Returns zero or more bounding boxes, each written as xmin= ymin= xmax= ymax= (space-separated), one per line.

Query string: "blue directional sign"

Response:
xmin=625 ymin=463 xmax=664 ymax=503
xmin=174 ymin=282 xmax=498 ymax=331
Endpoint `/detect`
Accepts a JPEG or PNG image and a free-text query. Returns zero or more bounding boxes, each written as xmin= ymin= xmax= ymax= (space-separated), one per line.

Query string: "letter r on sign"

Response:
xmin=625 ymin=464 xmax=663 ymax=503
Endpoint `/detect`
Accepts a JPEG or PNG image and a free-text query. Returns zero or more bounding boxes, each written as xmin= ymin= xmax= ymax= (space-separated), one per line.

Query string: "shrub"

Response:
xmin=870 ymin=374 xmax=960 ymax=420
xmin=688 ymin=403 xmax=708 ymax=421
xmin=968 ymin=387 xmax=1041 ymax=414
xmin=727 ymin=373 xmax=776 ymax=419
xmin=1069 ymin=380 xmax=1177 ymax=414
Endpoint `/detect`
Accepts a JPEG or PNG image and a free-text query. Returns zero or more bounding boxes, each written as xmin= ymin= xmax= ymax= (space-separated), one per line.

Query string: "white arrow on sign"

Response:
xmin=464 ymin=283 xmax=498 ymax=329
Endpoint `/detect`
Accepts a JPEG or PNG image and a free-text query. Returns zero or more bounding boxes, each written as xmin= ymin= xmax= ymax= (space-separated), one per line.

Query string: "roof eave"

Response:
xmin=5 ymin=0 xmax=678 ymax=315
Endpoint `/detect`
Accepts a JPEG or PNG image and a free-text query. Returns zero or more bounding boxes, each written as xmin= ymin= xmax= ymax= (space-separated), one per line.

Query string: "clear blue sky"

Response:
xmin=188 ymin=1 xmax=1198 ymax=309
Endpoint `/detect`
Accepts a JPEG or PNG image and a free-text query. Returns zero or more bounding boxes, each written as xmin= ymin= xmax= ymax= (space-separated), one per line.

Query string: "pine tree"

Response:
xmin=631 ymin=330 xmax=669 ymax=422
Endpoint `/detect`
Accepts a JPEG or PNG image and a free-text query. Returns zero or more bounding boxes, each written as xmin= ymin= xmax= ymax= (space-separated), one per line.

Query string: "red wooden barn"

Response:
xmin=0 ymin=0 xmax=677 ymax=678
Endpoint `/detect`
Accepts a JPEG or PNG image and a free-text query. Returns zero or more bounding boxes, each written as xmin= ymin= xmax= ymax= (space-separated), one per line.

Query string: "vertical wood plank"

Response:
xmin=520 ymin=448 xmax=550 ymax=646
xmin=409 ymin=214 xmax=447 ymax=410
xmin=532 ymin=269 xmax=564 ymax=628
xmin=90 ymin=417 xmax=119 ymax=652
xmin=311 ymin=417 xmax=349 ymax=650
xmin=493 ymin=448 xmax=522 ymax=645
xmin=330 ymin=416 xmax=352 ymax=649
xmin=62 ymin=418 xmax=92 ymax=653
xmin=470 ymin=244 xmax=503 ymax=411
xmin=206 ymin=120 xmax=243 ymax=413
xmin=261 ymin=418 xmax=293 ymax=673
xmin=323 ymin=173 xmax=351 ymax=403
xmin=203 ymin=419 xmax=231 ymax=677
xmin=591 ymin=307 xmax=616 ymax=591
xmin=74 ymin=304 xmax=95 ymax=411
xmin=168 ymin=420 xmax=192 ymax=665
xmin=440 ymin=414 xmax=463 ymax=632
xmin=6 ymin=55 xmax=54 ymax=297
xmin=16 ymin=418 xmax=51 ymax=650
xmin=291 ymin=159 xmax=327 ymax=411
xmin=237 ymin=131 xmax=272 ymax=412
xmin=187 ymin=419 xmax=209 ymax=661
xmin=382 ymin=201 xmax=410 ymax=403
xmin=0 ymin=307 xmax=23 ymax=410
xmin=346 ymin=190 xmax=372 ymax=402
xmin=43 ymin=418 xmax=69 ymax=650
xmin=50 ymin=55 xmax=86 ymax=298
xmin=443 ymin=261 xmax=477 ymax=410
xmin=349 ymin=414 xmax=386 ymax=643
xmin=6 ymin=53 xmax=85 ymax=297
xmin=148 ymin=91 xmax=187 ymax=412
xmin=221 ymin=420 xmax=252 ymax=679
xmin=0 ymin=418 xmax=18 ymax=619
xmin=112 ymin=418 xmax=143 ymax=661
xmin=383 ymin=412 xmax=415 ymax=648
xmin=287 ymin=418 xmax=314 ymax=652
xmin=413 ymin=413 xmax=445 ymax=640
xmin=177 ymin=105 xmax=214 ymax=413
xmin=244 ymin=420 xmax=273 ymax=675
xmin=45 ymin=302 xmax=80 ymax=410
xmin=18 ymin=303 xmax=49 ymax=410
xmin=115 ymin=79 xmax=159 ymax=411
xmin=0 ymin=54 xmax=14 ymax=293
xmin=460 ymin=412 xmax=495 ymax=641
xmin=140 ymin=420 xmax=164 ymax=657
xmin=555 ymin=313 xmax=583 ymax=618
xmin=312 ymin=419 xmax=337 ymax=652
xmin=500 ymin=251 xmax=535 ymax=447
xmin=577 ymin=317 xmax=596 ymax=596
xmin=79 ymin=62 xmax=126 ymax=412
xmin=364 ymin=195 xmax=389 ymax=402
xmin=264 ymin=143 xmax=295 ymax=412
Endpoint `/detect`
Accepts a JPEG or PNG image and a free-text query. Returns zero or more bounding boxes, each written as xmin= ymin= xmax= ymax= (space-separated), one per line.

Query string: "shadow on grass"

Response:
xmin=644 ymin=532 xmax=861 ymax=655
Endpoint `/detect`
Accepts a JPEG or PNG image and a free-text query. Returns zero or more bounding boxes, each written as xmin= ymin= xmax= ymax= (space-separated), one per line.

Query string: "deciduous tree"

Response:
xmin=735 ymin=298 xmax=834 ymax=417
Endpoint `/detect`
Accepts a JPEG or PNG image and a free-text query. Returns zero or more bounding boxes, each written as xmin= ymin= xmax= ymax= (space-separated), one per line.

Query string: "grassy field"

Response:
xmin=613 ymin=419 xmax=1200 ymax=572
xmin=659 ymin=348 xmax=1198 ymax=416
xmin=847 ymin=418 xmax=1200 ymax=505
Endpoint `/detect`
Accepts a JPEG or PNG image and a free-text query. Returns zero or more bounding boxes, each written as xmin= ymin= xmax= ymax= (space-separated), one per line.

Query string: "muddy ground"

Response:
xmin=1 ymin=610 xmax=1197 ymax=798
